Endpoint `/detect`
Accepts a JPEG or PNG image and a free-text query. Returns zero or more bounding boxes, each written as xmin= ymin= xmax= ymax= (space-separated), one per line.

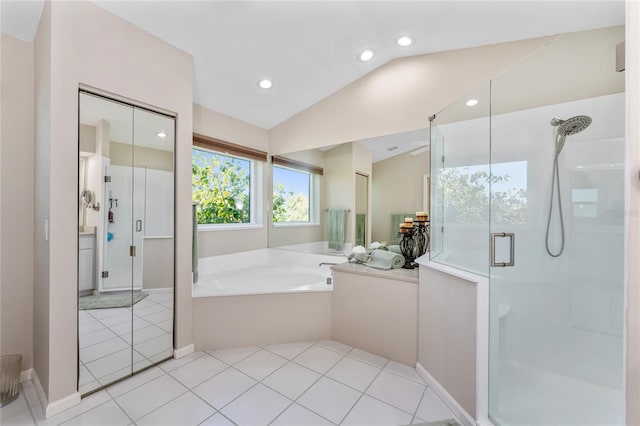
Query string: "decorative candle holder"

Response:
xmin=399 ymin=228 xmax=416 ymax=269
xmin=414 ymin=220 xmax=428 ymax=259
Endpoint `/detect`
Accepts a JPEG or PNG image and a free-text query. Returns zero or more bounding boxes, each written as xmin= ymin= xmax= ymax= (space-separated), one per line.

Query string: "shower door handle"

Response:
xmin=136 ymin=220 xmax=142 ymax=232
xmin=491 ymin=232 xmax=515 ymax=267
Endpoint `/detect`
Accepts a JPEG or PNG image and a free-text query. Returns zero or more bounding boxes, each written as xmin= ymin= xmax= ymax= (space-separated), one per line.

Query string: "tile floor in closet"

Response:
xmin=1 ymin=340 xmax=458 ymax=426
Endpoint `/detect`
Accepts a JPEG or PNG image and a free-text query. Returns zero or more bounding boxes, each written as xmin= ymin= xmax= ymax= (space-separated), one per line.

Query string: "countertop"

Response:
xmin=331 ymin=261 xmax=419 ymax=284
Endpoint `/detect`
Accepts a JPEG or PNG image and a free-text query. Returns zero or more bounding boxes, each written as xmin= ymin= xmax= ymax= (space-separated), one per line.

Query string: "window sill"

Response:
xmin=272 ymin=222 xmax=321 ymax=228
xmin=197 ymin=224 xmax=264 ymax=232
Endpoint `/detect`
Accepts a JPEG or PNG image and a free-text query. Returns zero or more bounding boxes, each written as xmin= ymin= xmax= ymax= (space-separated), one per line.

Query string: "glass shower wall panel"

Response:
xmin=488 ymin=26 xmax=625 ymax=426
xmin=429 ymin=84 xmax=491 ymax=276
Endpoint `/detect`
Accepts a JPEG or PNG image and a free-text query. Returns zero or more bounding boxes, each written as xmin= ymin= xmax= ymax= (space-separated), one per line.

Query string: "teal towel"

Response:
xmin=355 ymin=214 xmax=366 ymax=246
xmin=192 ymin=203 xmax=199 ymax=283
xmin=388 ymin=245 xmax=402 ymax=255
xmin=328 ymin=208 xmax=347 ymax=250
xmin=365 ymin=249 xmax=405 ymax=270
xmin=390 ymin=212 xmax=414 ymax=244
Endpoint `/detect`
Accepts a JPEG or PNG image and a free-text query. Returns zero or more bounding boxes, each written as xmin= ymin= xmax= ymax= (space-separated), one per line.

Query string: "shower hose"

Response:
xmin=545 ymin=133 xmax=565 ymax=257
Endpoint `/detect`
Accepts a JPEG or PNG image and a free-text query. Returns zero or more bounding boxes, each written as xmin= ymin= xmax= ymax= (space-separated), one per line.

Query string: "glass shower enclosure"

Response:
xmin=430 ymin=26 xmax=625 ymax=425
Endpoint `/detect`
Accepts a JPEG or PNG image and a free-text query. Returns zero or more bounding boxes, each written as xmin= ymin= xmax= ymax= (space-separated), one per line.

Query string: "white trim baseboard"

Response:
xmin=174 ymin=344 xmax=194 ymax=359
xmin=416 ymin=362 xmax=476 ymax=426
xmin=31 ymin=369 xmax=81 ymax=418
xmin=20 ymin=368 xmax=33 ymax=382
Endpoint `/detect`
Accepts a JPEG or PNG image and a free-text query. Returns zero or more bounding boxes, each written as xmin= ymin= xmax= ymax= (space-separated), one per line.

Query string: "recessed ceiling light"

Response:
xmin=359 ymin=49 xmax=374 ymax=62
xmin=397 ymin=36 xmax=413 ymax=47
xmin=258 ymin=79 xmax=273 ymax=89
xmin=466 ymin=99 xmax=479 ymax=107
xmin=156 ymin=131 xmax=167 ymax=138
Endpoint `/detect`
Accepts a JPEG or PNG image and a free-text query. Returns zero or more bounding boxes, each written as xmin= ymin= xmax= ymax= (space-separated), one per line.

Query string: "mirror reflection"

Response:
xmin=268 ymin=129 xmax=429 ymax=252
xmin=78 ymin=92 xmax=175 ymax=395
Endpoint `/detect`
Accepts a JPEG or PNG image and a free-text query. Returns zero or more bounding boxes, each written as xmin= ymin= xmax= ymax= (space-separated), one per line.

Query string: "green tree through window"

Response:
xmin=192 ymin=148 xmax=251 ymax=224
xmin=273 ymin=166 xmax=311 ymax=223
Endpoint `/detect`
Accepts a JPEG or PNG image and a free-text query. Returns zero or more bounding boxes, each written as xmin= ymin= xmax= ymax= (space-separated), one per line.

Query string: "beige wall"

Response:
xmin=269 ymin=148 xmax=325 ymax=247
xmin=0 ymin=33 xmax=35 ymax=372
xmin=372 ymin=150 xmax=429 ymax=243
xmin=332 ymin=269 xmax=418 ymax=366
xmin=110 ymin=141 xmax=174 ymax=171
xmin=142 ymin=237 xmax=173 ymax=290
xmin=33 ymin=0 xmax=53 ymax=396
xmin=324 ymin=143 xmax=354 ymax=244
xmin=418 ymin=266 xmax=478 ymax=419
xmin=193 ymin=293 xmax=331 ymax=349
xmin=626 ymin=2 xmax=640 ymax=424
xmin=79 ymin=124 xmax=95 ymax=153
xmin=33 ymin=0 xmax=193 ymax=408
xmin=192 ymin=104 xmax=270 ymax=257
xmin=270 ymin=37 xmax=553 ymax=155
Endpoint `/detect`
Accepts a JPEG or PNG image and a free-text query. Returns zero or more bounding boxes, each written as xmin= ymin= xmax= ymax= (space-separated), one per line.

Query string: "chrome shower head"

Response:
xmin=557 ymin=115 xmax=592 ymax=136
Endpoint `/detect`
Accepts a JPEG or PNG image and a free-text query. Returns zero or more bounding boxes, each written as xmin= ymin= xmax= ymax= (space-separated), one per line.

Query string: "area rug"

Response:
xmin=79 ymin=292 xmax=148 ymax=310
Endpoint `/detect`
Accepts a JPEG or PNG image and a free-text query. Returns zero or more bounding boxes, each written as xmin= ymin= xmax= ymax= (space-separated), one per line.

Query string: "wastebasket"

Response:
xmin=0 ymin=354 xmax=22 ymax=407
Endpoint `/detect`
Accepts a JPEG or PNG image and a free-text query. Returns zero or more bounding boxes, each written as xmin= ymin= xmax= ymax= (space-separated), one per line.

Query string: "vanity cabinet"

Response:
xmin=78 ymin=234 xmax=95 ymax=292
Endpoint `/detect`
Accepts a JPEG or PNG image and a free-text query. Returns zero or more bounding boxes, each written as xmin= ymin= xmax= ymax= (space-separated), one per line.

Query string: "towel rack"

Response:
xmin=324 ymin=208 xmax=351 ymax=212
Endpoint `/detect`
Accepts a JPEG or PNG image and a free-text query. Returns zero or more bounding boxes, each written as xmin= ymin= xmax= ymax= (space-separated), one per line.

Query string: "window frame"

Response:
xmin=192 ymin=146 xmax=263 ymax=230
xmin=272 ymin=163 xmax=321 ymax=227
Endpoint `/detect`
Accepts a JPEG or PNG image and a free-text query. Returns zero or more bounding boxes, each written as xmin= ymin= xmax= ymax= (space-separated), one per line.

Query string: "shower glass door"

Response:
xmin=488 ymin=27 xmax=625 ymax=425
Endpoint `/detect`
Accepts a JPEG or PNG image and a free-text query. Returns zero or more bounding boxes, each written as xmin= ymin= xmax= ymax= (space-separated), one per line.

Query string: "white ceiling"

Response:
xmin=1 ymin=1 xmax=624 ymax=130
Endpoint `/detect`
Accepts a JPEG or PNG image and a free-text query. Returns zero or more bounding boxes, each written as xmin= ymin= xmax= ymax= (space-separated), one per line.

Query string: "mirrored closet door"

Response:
xmin=78 ymin=91 xmax=175 ymax=395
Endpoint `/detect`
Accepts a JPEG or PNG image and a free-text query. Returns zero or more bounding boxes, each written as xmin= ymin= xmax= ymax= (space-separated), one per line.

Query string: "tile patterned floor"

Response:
xmin=79 ymin=292 xmax=174 ymax=394
xmin=1 ymin=340 xmax=457 ymax=426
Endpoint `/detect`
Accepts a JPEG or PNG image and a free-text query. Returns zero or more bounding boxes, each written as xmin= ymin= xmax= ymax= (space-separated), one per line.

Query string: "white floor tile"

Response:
xmin=87 ymin=307 xmax=130 ymax=320
xmin=100 ymin=312 xmax=135 ymax=327
xmin=34 ymin=391 xmax=111 ymax=426
xmin=79 ymin=380 xmax=101 ymax=395
xmin=156 ymin=319 xmax=174 ymax=332
xmin=169 ymin=355 xmax=227 ymax=388
xmin=79 ymin=328 xmax=118 ymax=349
xmin=234 ymin=350 xmax=288 ymax=381
xmin=134 ymin=333 xmax=172 ymax=358
xmin=199 ymin=413 xmax=236 ymax=425
xmin=106 ymin=366 xmax=165 ymax=398
xmin=221 ymin=384 xmax=291 ymax=426
xmin=262 ymin=362 xmax=321 ymax=400
xmin=78 ymin=364 xmax=95 ymax=386
xmin=80 ymin=336 xmax=129 ymax=363
xmin=316 ymin=340 xmax=352 ymax=355
xmin=148 ymin=348 xmax=173 ymax=364
xmin=297 ymin=377 xmax=361 ymax=424
xmin=193 ymin=368 xmax=256 ymax=410
xmin=208 ymin=346 xmax=260 ymax=365
xmin=293 ymin=346 xmax=343 ymax=374
xmin=0 ymin=392 xmax=29 ymax=420
xmin=415 ymin=388 xmax=456 ymax=422
xmin=264 ymin=342 xmax=313 ymax=360
xmin=141 ymin=309 xmax=173 ymax=324
xmin=326 ymin=356 xmax=381 ymax=392
xmin=121 ymin=324 xmax=167 ymax=345
xmin=109 ymin=317 xmax=153 ymax=335
xmin=115 ymin=374 xmax=187 ymax=420
xmin=347 ymin=348 xmax=388 ymax=369
xmin=366 ymin=370 xmax=425 ymax=415
xmin=79 ymin=320 xmax=107 ymax=336
xmin=271 ymin=403 xmax=333 ymax=426
xmin=159 ymin=351 xmax=206 ymax=373
xmin=84 ymin=348 xmax=133 ymax=380
xmin=60 ymin=400 xmax=130 ymax=426
xmin=2 ymin=409 xmax=35 ymax=426
xmin=136 ymin=392 xmax=215 ymax=426
xmin=412 ymin=416 xmax=427 ymax=424
xmin=383 ymin=360 xmax=425 ymax=384
xmin=342 ymin=394 xmax=413 ymax=426
xmin=133 ymin=303 xmax=167 ymax=318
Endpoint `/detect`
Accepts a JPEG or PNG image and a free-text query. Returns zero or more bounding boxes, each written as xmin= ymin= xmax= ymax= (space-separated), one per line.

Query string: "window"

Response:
xmin=272 ymin=156 xmax=322 ymax=224
xmin=192 ymin=147 xmax=255 ymax=225
xmin=439 ymin=160 xmax=527 ymax=225
xmin=273 ymin=166 xmax=312 ymax=222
